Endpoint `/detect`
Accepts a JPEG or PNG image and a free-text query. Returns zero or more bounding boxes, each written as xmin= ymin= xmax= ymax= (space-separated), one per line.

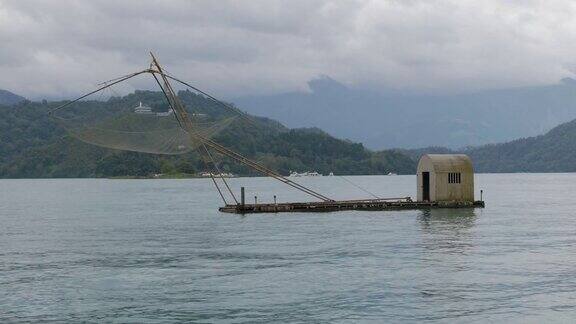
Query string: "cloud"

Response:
xmin=1 ymin=0 xmax=576 ymax=99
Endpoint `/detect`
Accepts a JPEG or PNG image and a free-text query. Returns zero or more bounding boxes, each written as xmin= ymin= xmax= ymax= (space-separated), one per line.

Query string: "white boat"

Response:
xmin=387 ymin=172 xmax=397 ymax=176
xmin=289 ymin=171 xmax=322 ymax=177
xmin=200 ymin=172 xmax=235 ymax=178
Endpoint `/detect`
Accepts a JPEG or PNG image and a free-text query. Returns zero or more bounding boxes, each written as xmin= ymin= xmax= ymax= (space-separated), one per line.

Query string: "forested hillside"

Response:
xmin=0 ymin=90 xmax=415 ymax=178
xmin=406 ymin=118 xmax=576 ymax=173
xmin=0 ymin=89 xmax=25 ymax=105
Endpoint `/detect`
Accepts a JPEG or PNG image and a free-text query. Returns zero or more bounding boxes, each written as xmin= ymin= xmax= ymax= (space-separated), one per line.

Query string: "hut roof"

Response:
xmin=418 ymin=154 xmax=473 ymax=173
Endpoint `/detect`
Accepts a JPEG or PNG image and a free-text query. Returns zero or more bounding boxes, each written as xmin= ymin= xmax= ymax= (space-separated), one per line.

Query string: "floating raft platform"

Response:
xmin=219 ymin=198 xmax=485 ymax=214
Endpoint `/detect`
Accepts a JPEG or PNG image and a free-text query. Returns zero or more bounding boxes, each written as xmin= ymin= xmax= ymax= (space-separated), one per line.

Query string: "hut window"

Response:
xmin=448 ymin=172 xmax=461 ymax=184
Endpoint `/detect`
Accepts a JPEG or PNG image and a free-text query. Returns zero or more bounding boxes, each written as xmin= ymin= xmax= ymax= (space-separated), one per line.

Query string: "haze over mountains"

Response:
xmin=234 ymin=77 xmax=576 ymax=150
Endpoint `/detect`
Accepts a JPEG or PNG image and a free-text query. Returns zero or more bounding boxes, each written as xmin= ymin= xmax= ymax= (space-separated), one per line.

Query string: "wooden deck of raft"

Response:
xmin=219 ymin=199 xmax=485 ymax=214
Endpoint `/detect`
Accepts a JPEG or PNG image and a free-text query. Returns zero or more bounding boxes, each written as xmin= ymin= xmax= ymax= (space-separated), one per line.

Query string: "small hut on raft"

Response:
xmin=417 ymin=154 xmax=475 ymax=203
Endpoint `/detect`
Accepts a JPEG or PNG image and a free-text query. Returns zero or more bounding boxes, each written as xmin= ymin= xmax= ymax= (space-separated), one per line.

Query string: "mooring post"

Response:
xmin=240 ymin=187 xmax=245 ymax=206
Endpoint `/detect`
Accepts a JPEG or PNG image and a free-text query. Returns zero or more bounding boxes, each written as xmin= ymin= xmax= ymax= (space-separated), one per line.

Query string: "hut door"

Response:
xmin=422 ymin=172 xmax=430 ymax=201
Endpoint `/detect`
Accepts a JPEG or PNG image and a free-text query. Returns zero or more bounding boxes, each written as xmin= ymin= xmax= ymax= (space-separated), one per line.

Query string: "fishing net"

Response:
xmin=52 ymin=92 xmax=237 ymax=155
xmin=47 ymin=62 xmax=334 ymax=204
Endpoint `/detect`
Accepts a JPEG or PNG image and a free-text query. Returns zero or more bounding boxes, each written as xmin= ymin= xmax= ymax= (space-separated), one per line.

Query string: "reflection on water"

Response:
xmin=418 ymin=208 xmax=477 ymax=230
xmin=418 ymin=208 xmax=478 ymax=255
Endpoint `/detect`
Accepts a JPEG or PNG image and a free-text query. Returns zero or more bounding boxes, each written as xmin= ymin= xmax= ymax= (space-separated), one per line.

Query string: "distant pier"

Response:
xmin=219 ymin=199 xmax=485 ymax=214
xmin=221 ymin=153 xmax=487 ymax=214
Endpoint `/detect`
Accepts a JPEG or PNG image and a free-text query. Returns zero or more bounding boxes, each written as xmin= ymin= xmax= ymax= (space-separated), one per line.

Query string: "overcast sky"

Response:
xmin=1 ymin=0 xmax=576 ymax=99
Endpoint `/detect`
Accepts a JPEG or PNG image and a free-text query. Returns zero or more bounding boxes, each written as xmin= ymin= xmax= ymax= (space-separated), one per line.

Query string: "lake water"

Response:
xmin=2 ymin=174 xmax=576 ymax=322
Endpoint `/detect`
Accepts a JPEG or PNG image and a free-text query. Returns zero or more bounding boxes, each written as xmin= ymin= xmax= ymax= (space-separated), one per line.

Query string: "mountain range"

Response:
xmin=234 ymin=77 xmax=576 ymax=150
xmin=4 ymin=86 xmax=576 ymax=178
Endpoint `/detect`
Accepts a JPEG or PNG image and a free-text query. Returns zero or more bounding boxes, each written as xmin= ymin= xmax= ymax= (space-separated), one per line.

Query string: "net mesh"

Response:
xmin=53 ymin=98 xmax=237 ymax=155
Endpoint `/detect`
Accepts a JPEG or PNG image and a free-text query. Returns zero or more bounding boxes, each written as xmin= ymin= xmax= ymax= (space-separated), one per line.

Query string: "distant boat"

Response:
xmin=200 ymin=172 xmax=235 ymax=178
xmin=387 ymin=172 xmax=397 ymax=176
xmin=289 ymin=171 xmax=322 ymax=177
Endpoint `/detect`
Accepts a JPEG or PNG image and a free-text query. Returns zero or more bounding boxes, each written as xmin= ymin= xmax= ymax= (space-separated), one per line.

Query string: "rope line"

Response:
xmin=339 ymin=176 xmax=380 ymax=199
xmin=48 ymin=70 xmax=152 ymax=114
